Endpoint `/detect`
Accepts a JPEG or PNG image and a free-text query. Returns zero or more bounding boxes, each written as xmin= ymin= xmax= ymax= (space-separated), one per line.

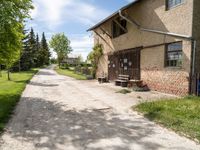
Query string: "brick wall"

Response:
xmin=141 ymin=69 xmax=189 ymax=95
xmin=140 ymin=41 xmax=191 ymax=96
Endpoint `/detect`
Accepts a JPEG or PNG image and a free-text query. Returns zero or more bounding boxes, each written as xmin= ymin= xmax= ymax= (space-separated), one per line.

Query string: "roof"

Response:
xmin=87 ymin=0 xmax=140 ymax=31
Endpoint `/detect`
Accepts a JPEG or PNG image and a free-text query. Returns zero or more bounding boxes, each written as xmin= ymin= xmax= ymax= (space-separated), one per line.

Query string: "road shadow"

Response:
xmin=37 ymin=70 xmax=56 ymax=76
xmin=4 ymin=97 xmax=164 ymax=150
xmin=29 ymin=81 xmax=59 ymax=87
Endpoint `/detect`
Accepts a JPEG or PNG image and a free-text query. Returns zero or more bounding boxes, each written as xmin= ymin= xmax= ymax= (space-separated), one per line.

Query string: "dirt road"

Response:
xmin=0 ymin=68 xmax=199 ymax=150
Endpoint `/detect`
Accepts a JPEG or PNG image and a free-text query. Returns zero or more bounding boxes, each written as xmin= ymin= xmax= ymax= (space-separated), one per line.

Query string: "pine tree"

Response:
xmin=29 ymin=28 xmax=36 ymax=67
xmin=20 ymin=29 xmax=31 ymax=71
xmin=40 ymin=32 xmax=51 ymax=66
xmin=17 ymin=28 xmax=37 ymax=71
xmin=34 ymin=34 xmax=41 ymax=67
xmin=18 ymin=28 xmax=35 ymax=70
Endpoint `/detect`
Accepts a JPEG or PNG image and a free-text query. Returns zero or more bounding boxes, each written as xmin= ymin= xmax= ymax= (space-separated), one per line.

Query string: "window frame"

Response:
xmin=166 ymin=0 xmax=185 ymax=10
xmin=111 ymin=17 xmax=127 ymax=38
xmin=165 ymin=41 xmax=183 ymax=68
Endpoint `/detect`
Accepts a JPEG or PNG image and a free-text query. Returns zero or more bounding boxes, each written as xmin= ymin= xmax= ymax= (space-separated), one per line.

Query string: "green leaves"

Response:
xmin=0 ymin=0 xmax=33 ymax=72
xmin=87 ymin=44 xmax=103 ymax=77
xmin=49 ymin=33 xmax=72 ymax=66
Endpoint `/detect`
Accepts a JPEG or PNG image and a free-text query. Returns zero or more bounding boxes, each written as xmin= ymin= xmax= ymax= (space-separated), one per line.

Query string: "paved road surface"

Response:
xmin=0 ymin=68 xmax=200 ymax=150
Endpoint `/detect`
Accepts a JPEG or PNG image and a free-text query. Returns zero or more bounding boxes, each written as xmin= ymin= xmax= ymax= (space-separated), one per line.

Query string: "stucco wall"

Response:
xmin=94 ymin=0 xmax=193 ymax=53
xmin=93 ymin=0 xmax=193 ymax=95
xmin=96 ymin=54 xmax=108 ymax=77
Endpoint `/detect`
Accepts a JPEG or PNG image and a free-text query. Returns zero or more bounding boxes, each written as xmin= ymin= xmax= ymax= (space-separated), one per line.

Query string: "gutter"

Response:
xmin=118 ymin=10 xmax=192 ymax=40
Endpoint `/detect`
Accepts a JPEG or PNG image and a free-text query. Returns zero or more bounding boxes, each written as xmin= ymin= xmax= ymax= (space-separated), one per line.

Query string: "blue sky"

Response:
xmin=27 ymin=0 xmax=134 ymax=59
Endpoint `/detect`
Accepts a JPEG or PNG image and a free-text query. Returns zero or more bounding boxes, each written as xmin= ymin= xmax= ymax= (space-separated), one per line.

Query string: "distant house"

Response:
xmin=62 ymin=57 xmax=79 ymax=66
xmin=88 ymin=0 xmax=200 ymax=95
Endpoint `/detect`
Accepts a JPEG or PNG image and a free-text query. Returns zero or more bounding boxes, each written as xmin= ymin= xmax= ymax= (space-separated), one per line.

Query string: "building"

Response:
xmin=88 ymin=0 xmax=200 ymax=95
xmin=62 ymin=57 xmax=79 ymax=66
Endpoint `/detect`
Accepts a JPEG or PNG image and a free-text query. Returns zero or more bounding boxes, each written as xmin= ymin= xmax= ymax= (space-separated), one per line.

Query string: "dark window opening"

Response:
xmin=112 ymin=17 xmax=127 ymax=38
xmin=165 ymin=42 xmax=183 ymax=67
xmin=166 ymin=0 xmax=185 ymax=10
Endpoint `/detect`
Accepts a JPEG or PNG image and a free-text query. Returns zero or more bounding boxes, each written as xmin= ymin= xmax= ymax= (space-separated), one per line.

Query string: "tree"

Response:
xmin=0 ymin=0 xmax=33 ymax=80
xmin=39 ymin=32 xmax=51 ymax=66
xmin=87 ymin=44 xmax=103 ymax=78
xmin=29 ymin=28 xmax=36 ymax=67
xmin=49 ymin=33 xmax=72 ymax=68
xmin=34 ymin=34 xmax=41 ymax=67
xmin=77 ymin=55 xmax=84 ymax=65
xmin=19 ymin=29 xmax=29 ymax=71
xmin=17 ymin=28 xmax=37 ymax=71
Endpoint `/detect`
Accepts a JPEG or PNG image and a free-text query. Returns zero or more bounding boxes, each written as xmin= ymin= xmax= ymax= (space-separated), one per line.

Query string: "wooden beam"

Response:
xmin=113 ymin=19 xmax=127 ymax=33
xmin=100 ymin=27 xmax=112 ymax=38
xmin=94 ymin=31 xmax=114 ymax=50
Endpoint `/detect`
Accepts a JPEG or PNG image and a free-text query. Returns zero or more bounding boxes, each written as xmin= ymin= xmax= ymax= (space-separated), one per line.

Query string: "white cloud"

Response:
xmin=31 ymin=0 xmax=110 ymax=29
xmin=28 ymin=0 xmax=115 ymax=60
xmin=70 ymin=34 xmax=93 ymax=60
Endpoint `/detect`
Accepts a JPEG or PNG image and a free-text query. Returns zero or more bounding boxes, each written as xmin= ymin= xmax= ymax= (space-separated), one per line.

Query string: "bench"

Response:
xmin=98 ymin=77 xmax=107 ymax=83
xmin=115 ymin=75 xmax=130 ymax=87
xmin=98 ymin=72 xmax=108 ymax=84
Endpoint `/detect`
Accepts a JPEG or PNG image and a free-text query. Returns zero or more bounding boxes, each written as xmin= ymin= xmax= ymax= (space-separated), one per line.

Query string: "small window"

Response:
xmin=112 ymin=17 xmax=127 ymax=38
xmin=165 ymin=42 xmax=182 ymax=67
xmin=166 ymin=0 xmax=185 ymax=10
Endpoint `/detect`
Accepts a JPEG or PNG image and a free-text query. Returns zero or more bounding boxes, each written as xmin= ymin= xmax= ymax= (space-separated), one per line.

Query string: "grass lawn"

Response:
xmin=134 ymin=96 xmax=200 ymax=142
xmin=0 ymin=69 xmax=38 ymax=133
xmin=55 ymin=68 xmax=87 ymax=80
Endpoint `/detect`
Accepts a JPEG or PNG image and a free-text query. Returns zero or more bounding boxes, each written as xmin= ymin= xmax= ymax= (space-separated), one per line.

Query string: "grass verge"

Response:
xmin=55 ymin=68 xmax=87 ymax=80
xmin=134 ymin=96 xmax=200 ymax=142
xmin=0 ymin=69 xmax=38 ymax=133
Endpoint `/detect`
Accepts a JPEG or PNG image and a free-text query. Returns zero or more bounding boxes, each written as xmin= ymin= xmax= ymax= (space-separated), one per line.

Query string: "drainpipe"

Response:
xmin=119 ymin=10 xmax=140 ymax=28
xmin=189 ymin=39 xmax=197 ymax=95
xmin=192 ymin=40 xmax=196 ymax=76
xmin=118 ymin=10 xmax=192 ymax=40
xmin=191 ymin=39 xmax=197 ymax=95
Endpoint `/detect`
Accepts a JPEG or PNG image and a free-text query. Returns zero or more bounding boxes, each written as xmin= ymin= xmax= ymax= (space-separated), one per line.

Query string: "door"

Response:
xmin=108 ymin=48 xmax=141 ymax=80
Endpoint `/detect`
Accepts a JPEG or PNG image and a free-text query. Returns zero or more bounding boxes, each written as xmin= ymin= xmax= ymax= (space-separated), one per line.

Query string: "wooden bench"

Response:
xmin=115 ymin=75 xmax=130 ymax=87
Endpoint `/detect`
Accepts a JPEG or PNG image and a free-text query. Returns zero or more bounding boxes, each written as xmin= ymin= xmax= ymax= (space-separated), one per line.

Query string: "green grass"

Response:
xmin=55 ymin=68 xmax=87 ymax=80
xmin=0 ymin=69 xmax=38 ymax=133
xmin=134 ymin=96 xmax=200 ymax=142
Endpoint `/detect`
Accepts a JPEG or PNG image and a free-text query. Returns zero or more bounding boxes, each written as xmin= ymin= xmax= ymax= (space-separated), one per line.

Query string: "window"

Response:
xmin=112 ymin=17 xmax=127 ymax=38
xmin=166 ymin=0 xmax=185 ymax=10
xmin=165 ymin=42 xmax=182 ymax=67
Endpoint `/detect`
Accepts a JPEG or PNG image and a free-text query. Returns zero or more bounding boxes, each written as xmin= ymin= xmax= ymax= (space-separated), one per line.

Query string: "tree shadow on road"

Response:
xmin=29 ymin=81 xmax=59 ymax=87
xmin=37 ymin=70 xmax=56 ymax=76
xmin=4 ymin=97 xmax=165 ymax=150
